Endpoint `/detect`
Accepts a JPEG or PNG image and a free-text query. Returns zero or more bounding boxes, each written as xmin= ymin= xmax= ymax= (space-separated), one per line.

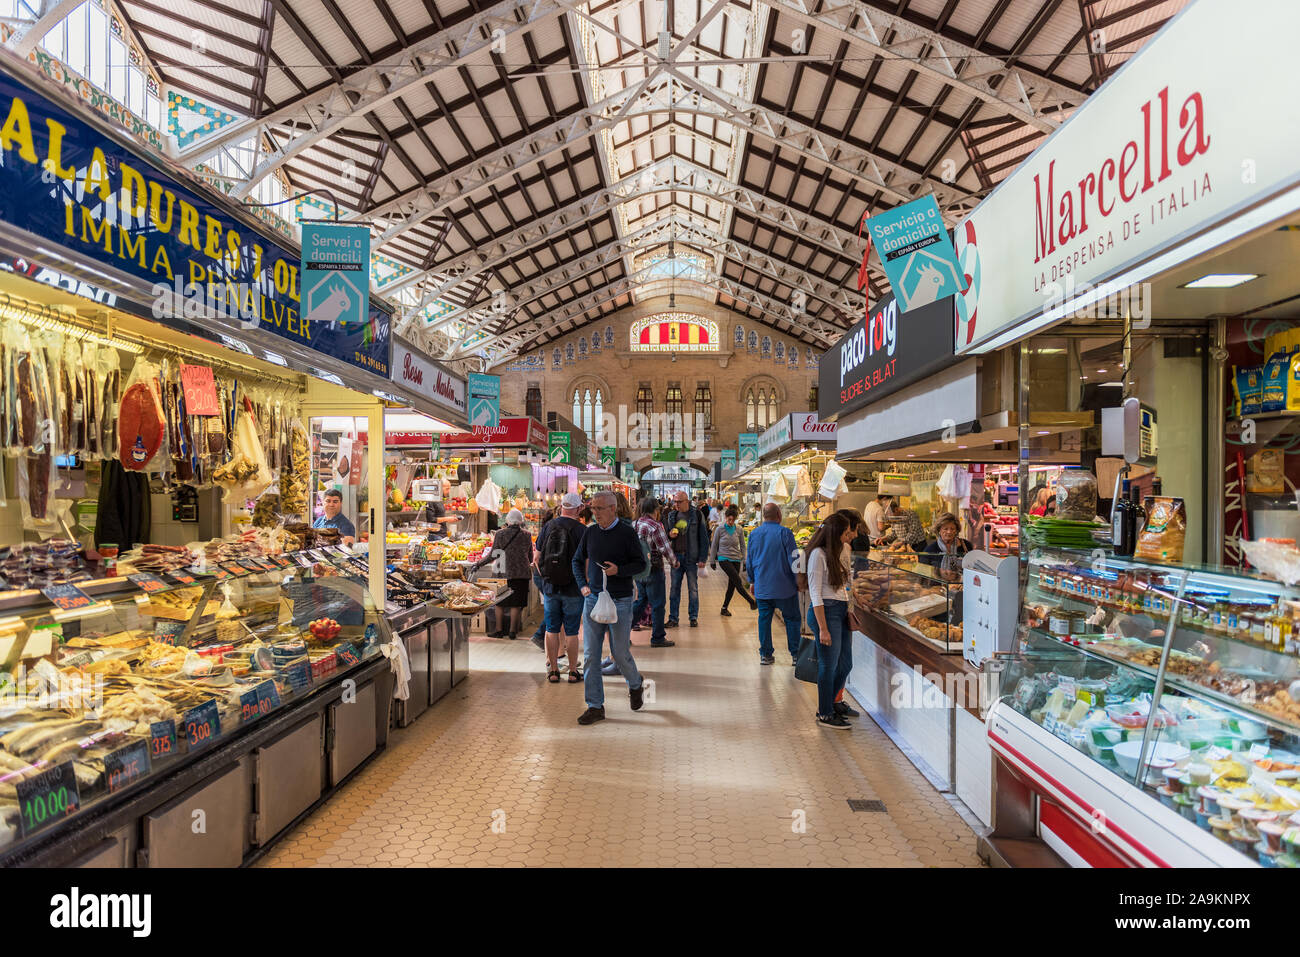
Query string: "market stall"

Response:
xmin=937 ymin=0 xmax=1300 ymax=868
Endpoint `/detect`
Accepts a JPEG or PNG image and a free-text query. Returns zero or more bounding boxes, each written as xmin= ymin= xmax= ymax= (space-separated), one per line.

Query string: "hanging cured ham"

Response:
xmin=119 ymin=380 xmax=164 ymax=470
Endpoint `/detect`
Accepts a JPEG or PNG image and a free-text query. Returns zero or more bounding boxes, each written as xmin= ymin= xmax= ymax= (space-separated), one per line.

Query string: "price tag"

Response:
xmin=209 ymin=566 xmax=233 ymax=581
xmin=327 ymin=546 xmax=350 ymax=558
xmin=153 ymin=621 xmax=186 ymax=646
xmin=282 ymin=660 xmax=311 ymax=691
xmin=149 ymin=720 xmax=177 ymax=760
xmin=238 ymin=559 xmax=263 ymax=573
xmin=14 ymin=761 xmax=80 ymax=838
xmin=127 ymin=572 xmax=170 ymax=594
xmin=1041 ymin=713 xmax=1058 ymax=734
xmin=1057 ymin=678 xmax=1076 ymax=699
xmin=41 ymin=582 xmax=93 ymax=611
xmin=182 ymin=700 xmax=221 ymax=750
xmin=239 ymin=688 xmax=261 ymax=723
xmin=256 ymin=679 xmax=281 ymax=712
xmin=220 ymin=563 xmax=247 ymax=578
xmin=103 ymin=740 xmax=151 ymax=794
xmin=349 ymin=560 xmax=370 ymax=576
xmin=166 ymin=571 xmax=197 ymax=585
xmin=308 ymin=549 xmax=328 ymax=563
xmin=271 ymin=555 xmax=292 ymax=568
xmin=292 ymin=553 xmax=314 ymax=569
xmin=336 ymin=643 xmax=361 ymax=667
xmin=1249 ymin=743 xmax=1271 ymax=760
xmin=1206 ymin=746 xmax=1231 ymax=761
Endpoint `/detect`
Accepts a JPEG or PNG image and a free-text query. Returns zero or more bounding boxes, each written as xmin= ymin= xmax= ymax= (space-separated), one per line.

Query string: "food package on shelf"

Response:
xmin=279 ymin=420 xmax=310 ymax=514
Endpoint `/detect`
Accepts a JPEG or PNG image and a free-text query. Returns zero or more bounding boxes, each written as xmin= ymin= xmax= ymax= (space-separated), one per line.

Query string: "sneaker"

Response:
xmin=816 ymin=713 xmax=851 ymax=730
xmin=631 ymin=624 xmax=643 ymax=632
xmin=720 ymin=608 xmax=731 ymax=617
xmin=630 ymin=683 xmax=645 ymax=711
xmin=760 ymin=654 xmax=775 ymax=665
xmin=665 ymin=619 xmax=679 ymax=629
xmin=577 ymin=707 xmax=606 ymax=726
xmin=649 ymin=639 xmax=675 ymax=648
xmin=834 ymin=701 xmax=860 ymax=718
xmin=689 ymin=619 xmax=698 ymax=627
xmin=530 ymin=635 xmax=545 ymax=650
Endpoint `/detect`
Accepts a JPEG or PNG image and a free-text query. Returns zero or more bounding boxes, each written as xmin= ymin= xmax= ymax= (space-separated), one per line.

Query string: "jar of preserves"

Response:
xmin=1056 ymin=468 xmax=1098 ymax=521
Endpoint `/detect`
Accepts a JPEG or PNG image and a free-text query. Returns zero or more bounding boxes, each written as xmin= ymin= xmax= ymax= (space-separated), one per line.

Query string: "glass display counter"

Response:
xmin=987 ymin=546 xmax=1300 ymax=867
xmin=0 ymin=546 xmax=388 ymax=864
xmin=852 ymin=552 xmax=963 ymax=652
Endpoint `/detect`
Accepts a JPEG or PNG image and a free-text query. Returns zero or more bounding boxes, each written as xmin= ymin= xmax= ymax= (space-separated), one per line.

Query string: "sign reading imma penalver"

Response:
xmin=0 ymin=66 xmax=390 ymax=376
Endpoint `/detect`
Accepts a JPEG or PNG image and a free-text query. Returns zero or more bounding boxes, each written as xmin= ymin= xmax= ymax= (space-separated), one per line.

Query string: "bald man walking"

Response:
xmin=746 ymin=503 xmax=802 ymax=665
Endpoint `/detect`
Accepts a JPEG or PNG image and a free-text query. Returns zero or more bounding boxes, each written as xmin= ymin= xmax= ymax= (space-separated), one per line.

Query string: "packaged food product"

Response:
xmin=1247 ymin=448 xmax=1285 ymax=495
xmin=1261 ymin=350 xmax=1293 ymax=413
xmin=1134 ymin=496 xmax=1187 ymax=564
xmin=1234 ymin=365 xmax=1263 ymax=416
xmin=1056 ymin=468 xmax=1098 ymax=521
xmin=1288 ymin=352 xmax=1300 ymax=412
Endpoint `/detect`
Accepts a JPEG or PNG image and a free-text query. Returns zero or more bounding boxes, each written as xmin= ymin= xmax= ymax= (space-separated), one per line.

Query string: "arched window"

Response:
xmin=582 ymin=389 xmax=594 ymax=440
xmin=694 ymin=385 xmax=712 ymax=430
xmin=745 ymin=390 xmax=756 ymax=429
xmin=665 ymin=385 xmax=683 ymax=443
xmin=572 ymin=389 xmax=582 ymax=428
xmin=593 ymin=390 xmax=604 ymax=443
xmin=768 ymin=391 xmax=778 ymax=426
xmin=636 ymin=385 xmax=654 ymax=417
xmin=525 ymin=386 xmax=541 ymax=422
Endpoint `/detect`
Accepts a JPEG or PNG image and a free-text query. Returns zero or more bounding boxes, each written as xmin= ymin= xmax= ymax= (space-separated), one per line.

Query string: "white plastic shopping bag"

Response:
xmin=591 ymin=570 xmax=619 ymax=623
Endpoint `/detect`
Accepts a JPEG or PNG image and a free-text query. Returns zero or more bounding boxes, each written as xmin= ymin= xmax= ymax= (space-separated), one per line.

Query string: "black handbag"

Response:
xmin=794 ymin=636 xmax=819 ymax=683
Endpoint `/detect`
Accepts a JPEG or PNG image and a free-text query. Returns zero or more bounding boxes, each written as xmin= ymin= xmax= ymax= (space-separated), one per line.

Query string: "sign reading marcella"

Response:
xmin=0 ymin=68 xmax=390 ymax=375
xmin=818 ymin=294 xmax=955 ymax=421
xmin=952 ymin=0 xmax=1300 ymax=354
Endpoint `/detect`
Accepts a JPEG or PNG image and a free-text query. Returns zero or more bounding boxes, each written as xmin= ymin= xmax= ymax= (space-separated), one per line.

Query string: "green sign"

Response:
xmin=301 ymin=222 xmax=370 ymax=328
xmin=549 ymin=431 xmax=571 ymax=463
xmin=651 ymin=445 xmax=687 ymax=462
xmin=468 ymin=373 xmax=500 ymax=429
xmin=721 ymin=449 xmax=736 ymax=471
xmin=738 ymin=433 xmax=759 ymax=470
xmin=600 ymin=446 xmax=616 ymax=470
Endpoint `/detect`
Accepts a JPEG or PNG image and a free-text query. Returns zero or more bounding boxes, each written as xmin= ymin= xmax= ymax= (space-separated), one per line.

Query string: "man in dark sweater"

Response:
xmin=571 ymin=490 xmax=648 ymax=725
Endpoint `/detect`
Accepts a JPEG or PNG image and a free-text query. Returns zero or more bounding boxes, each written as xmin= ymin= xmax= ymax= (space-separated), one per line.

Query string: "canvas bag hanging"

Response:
xmin=591 ymin=569 xmax=619 ymax=623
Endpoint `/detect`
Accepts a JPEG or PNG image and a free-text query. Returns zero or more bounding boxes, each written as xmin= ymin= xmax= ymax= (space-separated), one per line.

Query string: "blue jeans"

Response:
xmin=669 ymin=562 xmax=699 ymax=621
xmin=583 ymin=593 xmax=642 ymax=709
xmin=544 ymin=592 xmax=584 ymax=635
xmin=807 ymin=599 xmax=852 ymax=717
xmin=757 ymin=595 xmax=802 ymax=659
xmin=631 ymin=567 xmax=667 ymax=641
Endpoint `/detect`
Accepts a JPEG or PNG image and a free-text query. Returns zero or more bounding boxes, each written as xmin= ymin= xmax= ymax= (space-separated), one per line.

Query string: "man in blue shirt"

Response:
xmin=746 ymin=503 xmax=801 ymax=665
xmin=313 ymin=488 xmax=356 ymax=542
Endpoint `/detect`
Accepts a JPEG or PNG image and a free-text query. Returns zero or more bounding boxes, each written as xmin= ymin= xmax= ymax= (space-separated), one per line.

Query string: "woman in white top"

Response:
xmin=804 ymin=512 xmax=857 ymax=730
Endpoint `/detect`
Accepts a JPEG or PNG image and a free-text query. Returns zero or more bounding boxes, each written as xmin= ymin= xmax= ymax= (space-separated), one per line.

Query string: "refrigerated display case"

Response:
xmin=851 ymin=553 xmax=963 ymax=653
xmin=984 ymin=546 xmax=1300 ymax=868
xmin=0 ymin=547 xmax=391 ymax=866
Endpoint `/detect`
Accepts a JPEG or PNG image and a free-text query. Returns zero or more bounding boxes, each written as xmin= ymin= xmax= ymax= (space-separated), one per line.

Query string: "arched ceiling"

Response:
xmin=84 ymin=0 xmax=1189 ymax=365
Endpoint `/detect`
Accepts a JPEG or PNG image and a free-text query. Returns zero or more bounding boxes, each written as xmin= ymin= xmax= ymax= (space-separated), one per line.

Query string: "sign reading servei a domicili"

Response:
xmin=817 ymin=293 xmax=955 ymax=422
xmin=0 ymin=66 xmax=390 ymax=376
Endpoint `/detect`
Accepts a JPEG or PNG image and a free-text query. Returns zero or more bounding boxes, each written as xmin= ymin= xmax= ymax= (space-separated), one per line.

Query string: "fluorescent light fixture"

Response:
xmin=1181 ymin=273 xmax=1259 ymax=289
xmin=1100 ymin=381 xmax=1124 ymax=387
xmin=262 ymin=351 xmax=287 ymax=366
xmin=219 ymin=334 xmax=252 ymax=355
xmin=1036 ymin=430 xmax=1050 ymax=435
xmin=1097 ymin=369 xmax=1107 ymax=374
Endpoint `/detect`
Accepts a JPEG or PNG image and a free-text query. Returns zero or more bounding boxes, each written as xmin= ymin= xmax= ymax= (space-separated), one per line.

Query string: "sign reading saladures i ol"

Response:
xmin=818 ymin=294 xmax=955 ymax=421
xmin=0 ymin=67 xmax=390 ymax=376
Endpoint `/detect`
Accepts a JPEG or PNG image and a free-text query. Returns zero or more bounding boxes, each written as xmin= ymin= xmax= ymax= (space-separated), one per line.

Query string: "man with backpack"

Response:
xmin=534 ymin=492 xmax=587 ymax=684
xmin=632 ymin=498 xmax=679 ymax=648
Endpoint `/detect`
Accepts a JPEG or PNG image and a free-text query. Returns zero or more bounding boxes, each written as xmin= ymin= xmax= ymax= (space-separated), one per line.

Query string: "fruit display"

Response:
xmin=308 ymin=617 xmax=342 ymax=640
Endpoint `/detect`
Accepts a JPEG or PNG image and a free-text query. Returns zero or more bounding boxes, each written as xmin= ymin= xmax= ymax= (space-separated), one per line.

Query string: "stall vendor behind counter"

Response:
xmin=314 ymin=488 xmax=356 ymax=542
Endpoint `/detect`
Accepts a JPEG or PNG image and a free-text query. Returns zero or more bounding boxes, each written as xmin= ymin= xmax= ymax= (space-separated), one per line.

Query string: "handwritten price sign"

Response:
xmin=41 ymin=582 xmax=93 ymax=611
xmin=15 ymin=762 xmax=80 ymax=838
xmin=150 ymin=720 xmax=177 ymax=760
xmin=104 ymin=740 xmax=151 ymax=794
xmin=182 ymin=700 xmax=221 ymax=750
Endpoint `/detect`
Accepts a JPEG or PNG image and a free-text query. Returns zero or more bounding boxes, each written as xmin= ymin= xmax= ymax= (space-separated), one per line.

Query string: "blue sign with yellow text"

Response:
xmin=865 ymin=195 xmax=964 ymax=314
xmin=0 ymin=67 xmax=389 ymax=376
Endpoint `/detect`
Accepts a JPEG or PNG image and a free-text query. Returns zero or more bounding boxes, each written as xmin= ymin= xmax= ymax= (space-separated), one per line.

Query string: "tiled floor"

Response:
xmin=261 ymin=573 xmax=985 ymax=867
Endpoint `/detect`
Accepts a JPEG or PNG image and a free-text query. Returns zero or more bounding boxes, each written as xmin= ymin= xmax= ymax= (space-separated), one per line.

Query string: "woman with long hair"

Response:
xmin=805 ymin=512 xmax=857 ymax=730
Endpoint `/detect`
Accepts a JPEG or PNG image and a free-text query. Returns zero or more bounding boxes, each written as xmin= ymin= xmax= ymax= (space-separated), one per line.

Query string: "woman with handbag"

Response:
xmin=804 ymin=513 xmax=857 ymax=730
xmin=474 ymin=508 xmax=534 ymax=640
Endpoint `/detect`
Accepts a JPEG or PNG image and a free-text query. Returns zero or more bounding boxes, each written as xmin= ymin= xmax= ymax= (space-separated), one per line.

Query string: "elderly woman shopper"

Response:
xmin=919 ymin=511 xmax=972 ymax=574
xmin=474 ymin=508 xmax=534 ymax=640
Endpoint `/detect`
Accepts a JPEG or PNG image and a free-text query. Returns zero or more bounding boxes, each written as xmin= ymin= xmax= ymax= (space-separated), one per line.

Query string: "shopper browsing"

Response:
xmin=665 ymin=491 xmax=709 ymax=628
xmin=632 ymin=498 xmax=678 ymax=648
xmin=746 ymin=504 xmax=801 ymax=665
xmin=535 ymin=494 xmax=587 ymax=682
xmin=473 ymin=509 xmax=534 ymax=640
xmin=709 ymin=505 xmax=757 ymax=616
xmin=806 ymin=513 xmax=857 ymax=730
xmin=571 ymin=491 xmax=649 ymax=725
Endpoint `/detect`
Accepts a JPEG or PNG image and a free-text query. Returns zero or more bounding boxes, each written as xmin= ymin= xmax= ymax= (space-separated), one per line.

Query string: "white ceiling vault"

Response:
xmin=46 ymin=0 xmax=1191 ymax=367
